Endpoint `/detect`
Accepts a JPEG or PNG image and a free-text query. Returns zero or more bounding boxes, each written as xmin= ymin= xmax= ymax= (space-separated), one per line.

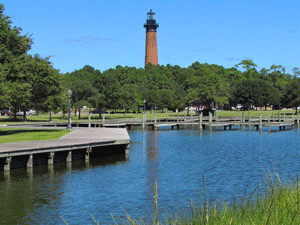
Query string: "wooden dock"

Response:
xmin=6 ymin=115 xmax=297 ymax=131
xmin=0 ymin=127 xmax=130 ymax=171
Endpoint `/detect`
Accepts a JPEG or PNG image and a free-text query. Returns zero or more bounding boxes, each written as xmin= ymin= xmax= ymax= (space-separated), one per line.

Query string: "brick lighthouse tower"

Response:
xmin=144 ymin=9 xmax=159 ymax=66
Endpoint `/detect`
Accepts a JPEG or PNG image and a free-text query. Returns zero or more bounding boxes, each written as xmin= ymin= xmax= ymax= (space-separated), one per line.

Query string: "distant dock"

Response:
xmin=5 ymin=114 xmax=298 ymax=131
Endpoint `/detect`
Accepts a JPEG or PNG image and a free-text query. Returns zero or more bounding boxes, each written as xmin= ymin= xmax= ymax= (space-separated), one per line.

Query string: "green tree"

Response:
xmin=65 ymin=65 xmax=100 ymax=119
xmin=233 ymin=79 xmax=280 ymax=109
xmin=0 ymin=5 xmax=62 ymax=121
xmin=281 ymin=78 xmax=300 ymax=113
xmin=185 ymin=63 xmax=230 ymax=108
xmin=235 ymin=60 xmax=259 ymax=80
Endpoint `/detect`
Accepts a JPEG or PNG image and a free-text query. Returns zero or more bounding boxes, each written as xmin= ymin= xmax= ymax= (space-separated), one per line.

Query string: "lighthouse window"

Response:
xmin=147 ymin=10 xmax=155 ymax=20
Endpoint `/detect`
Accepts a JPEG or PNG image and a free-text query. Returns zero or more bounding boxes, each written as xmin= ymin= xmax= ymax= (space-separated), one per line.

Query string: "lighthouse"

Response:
xmin=144 ymin=9 xmax=159 ymax=66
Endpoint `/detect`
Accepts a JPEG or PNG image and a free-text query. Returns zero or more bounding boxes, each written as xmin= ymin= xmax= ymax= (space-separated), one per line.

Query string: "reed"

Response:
xmin=60 ymin=173 xmax=300 ymax=224
xmin=162 ymin=173 xmax=300 ymax=225
xmin=110 ymin=173 xmax=300 ymax=225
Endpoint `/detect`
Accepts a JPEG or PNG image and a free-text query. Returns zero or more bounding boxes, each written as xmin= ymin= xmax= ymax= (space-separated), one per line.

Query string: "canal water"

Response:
xmin=1 ymin=127 xmax=300 ymax=224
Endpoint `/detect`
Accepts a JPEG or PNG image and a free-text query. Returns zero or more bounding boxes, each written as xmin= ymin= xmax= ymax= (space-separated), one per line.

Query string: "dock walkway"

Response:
xmin=0 ymin=127 xmax=130 ymax=171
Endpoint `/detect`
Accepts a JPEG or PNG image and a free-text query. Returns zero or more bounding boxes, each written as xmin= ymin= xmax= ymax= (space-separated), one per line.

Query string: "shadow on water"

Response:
xmin=0 ymin=147 xmax=128 ymax=225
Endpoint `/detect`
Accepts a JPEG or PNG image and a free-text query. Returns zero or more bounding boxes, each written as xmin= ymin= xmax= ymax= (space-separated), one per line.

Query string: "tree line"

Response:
xmin=63 ymin=61 xmax=300 ymax=115
xmin=1 ymin=4 xmax=300 ymax=121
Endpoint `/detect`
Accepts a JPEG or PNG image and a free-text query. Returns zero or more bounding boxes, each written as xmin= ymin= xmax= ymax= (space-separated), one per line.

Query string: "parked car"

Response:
xmin=16 ymin=109 xmax=36 ymax=116
xmin=27 ymin=109 xmax=36 ymax=115
xmin=0 ymin=109 xmax=13 ymax=116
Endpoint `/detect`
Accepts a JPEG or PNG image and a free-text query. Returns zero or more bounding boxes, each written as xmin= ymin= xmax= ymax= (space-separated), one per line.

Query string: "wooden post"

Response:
xmin=103 ymin=114 xmax=105 ymax=126
xmin=27 ymin=154 xmax=33 ymax=168
xmin=199 ymin=112 xmax=203 ymax=131
xmin=48 ymin=152 xmax=55 ymax=165
xmin=4 ymin=156 xmax=11 ymax=171
xmin=27 ymin=167 xmax=33 ymax=179
xmin=66 ymin=151 xmax=72 ymax=163
xmin=142 ymin=113 xmax=146 ymax=129
xmin=176 ymin=109 xmax=179 ymax=122
xmin=242 ymin=111 xmax=245 ymax=123
xmin=297 ymin=113 xmax=299 ymax=126
xmin=209 ymin=111 xmax=212 ymax=125
xmin=85 ymin=147 xmax=91 ymax=163
xmin=292 ymin=113 xmax=295 ymax=125
xmin=125 ymin=144 xmax=130 ymax=159
xmin=154 ymin=114 xmax=157 ymax=124
xmin=268 ymin=113 xmax=271 ymax=133
xmin=88 ymin=113 xmax=91 ymax=128
xmin=259 ymin=113 xmax=262 ymax=131
xmin=284 ymin=113 xmax=286 ymax=121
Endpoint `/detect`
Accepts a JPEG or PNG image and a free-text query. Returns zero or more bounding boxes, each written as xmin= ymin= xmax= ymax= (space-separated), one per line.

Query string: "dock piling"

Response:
xmin=66 ymin=151 xmax=72 ymax=163
xmin=259 ymin=113 xmax=262 ymax=131
xmin=142 ymin=113 xmax=146 ymax=129
xmin=27 ymin=154 xmax=33 ymax=168
xmin=48 ymin=152 xmax=55 ymax=165
xmin=85 ymin=147 xmax=91 ymax=163
xmin=279 ymin=112 xmax=281 ymax=122
xmin=4 ymin=156 xmax=11 ymax=171
xmin=209 ymin=112 xmax=212 ymax=125
xmin=125 ymin=144 xmax=130 ymax=159
xmin=199 ymin=113 xmax=203 ymax=131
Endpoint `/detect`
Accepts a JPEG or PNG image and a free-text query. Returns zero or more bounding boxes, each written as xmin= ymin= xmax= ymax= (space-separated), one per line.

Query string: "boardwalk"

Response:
xmin=6 ymin=115 xmax=297 ymax=131
xmin=0 ymin=127 xmax=130 ymax=171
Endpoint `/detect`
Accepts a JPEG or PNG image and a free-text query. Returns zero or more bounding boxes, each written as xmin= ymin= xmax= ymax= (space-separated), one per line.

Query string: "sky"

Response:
xmin=2 ymin=0 xmax=300 ymax=74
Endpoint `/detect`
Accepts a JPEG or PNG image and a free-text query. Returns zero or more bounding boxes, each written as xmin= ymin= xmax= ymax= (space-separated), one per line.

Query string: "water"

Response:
xmin=1 ymin=128 xmax=300 ymax=224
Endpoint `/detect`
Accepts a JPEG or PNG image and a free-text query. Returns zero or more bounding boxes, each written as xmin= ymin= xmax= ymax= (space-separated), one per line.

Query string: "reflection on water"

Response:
xmin=1 ymin=128 xmax=300 ymax=224
xmin=0 ymin=156 xmax=128 ymax=225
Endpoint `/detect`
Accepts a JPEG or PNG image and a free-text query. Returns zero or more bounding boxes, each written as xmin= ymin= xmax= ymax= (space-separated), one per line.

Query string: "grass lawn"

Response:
xmin=0 ymin=128 xmax=70 ymax=143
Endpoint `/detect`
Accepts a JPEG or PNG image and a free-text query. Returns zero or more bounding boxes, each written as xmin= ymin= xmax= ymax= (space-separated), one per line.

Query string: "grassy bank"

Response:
xmin=0 ymin=128 xmax=70 ymax=143
xmin=107 ymin=174 xmax=300 ymax=225
xmin=167 ymin=177 xmax=300 ymax=224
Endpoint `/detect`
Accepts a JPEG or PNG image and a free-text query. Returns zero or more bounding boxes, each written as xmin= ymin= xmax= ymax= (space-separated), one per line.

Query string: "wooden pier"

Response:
xmin=0 ymin=127 xmax=130 ymax=171
xmin=6 ymin=114 xmax=297 ymax=131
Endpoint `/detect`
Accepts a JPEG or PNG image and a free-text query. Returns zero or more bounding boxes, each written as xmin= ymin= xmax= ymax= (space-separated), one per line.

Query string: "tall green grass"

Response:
xmin=164 ymin=174 xmax=300 ymax=225
xmin=107 ymin=173 xmax=300 ymax=225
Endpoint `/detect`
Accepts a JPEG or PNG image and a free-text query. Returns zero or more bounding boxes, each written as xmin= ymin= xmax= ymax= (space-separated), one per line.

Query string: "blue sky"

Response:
xmin=2 ymin=0 xmax=300 ymax=74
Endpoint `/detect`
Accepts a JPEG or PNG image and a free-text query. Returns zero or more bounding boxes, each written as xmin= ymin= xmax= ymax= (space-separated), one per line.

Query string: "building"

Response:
xmin=144 ymin=9 xmax=159 ymax=66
